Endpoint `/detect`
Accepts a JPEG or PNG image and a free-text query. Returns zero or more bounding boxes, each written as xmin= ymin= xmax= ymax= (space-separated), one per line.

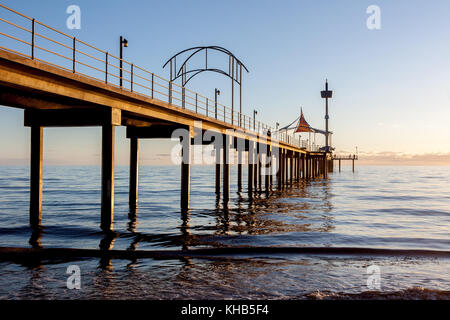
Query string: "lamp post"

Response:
xmin=215 ymin=88 xmax=220 ymax=119
xmin=253 ymin=110 xmax=258 ymax=131
xmin=320 ymin=79 xmax=333 ymax=152
xmin=119 ymin=36 xmax=128 ymax=88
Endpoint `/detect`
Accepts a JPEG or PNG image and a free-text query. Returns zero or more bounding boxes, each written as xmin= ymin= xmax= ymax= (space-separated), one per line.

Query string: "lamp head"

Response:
xmin=122 ymin=38 xmax=128 ymax=47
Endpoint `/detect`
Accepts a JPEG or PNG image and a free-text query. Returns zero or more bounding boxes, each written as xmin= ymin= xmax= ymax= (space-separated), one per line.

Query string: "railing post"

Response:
xmin=31 ymin=19 xmax=35 ymax=59
xmin=195 ymin=93 xmax=198 ymax=113
xmin=169 ymin=81 xmax=172 ymax=104
xmin=131 ymin=64 xmax=134 ymax=92
xmin=151 ymin=73 xmax=154 ymax=99
xmin=72 ymin=37 xmax=76 ymax=73
xmin=105 ymin=52 xmax=108 ymax=83
xmin=206 ymin=98 xmax=208 ymax=117
xmin=182 ymin=86 xmax=185 ymax=109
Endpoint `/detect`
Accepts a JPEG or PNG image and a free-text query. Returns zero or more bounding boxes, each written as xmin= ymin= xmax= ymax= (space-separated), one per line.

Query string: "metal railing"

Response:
xmin=0 ymin=4 xmax=318 ymax=151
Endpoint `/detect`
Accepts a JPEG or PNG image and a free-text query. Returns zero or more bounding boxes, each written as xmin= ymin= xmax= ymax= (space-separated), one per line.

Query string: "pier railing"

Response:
xmin=0 ymin=4 xmax=321 ymax=151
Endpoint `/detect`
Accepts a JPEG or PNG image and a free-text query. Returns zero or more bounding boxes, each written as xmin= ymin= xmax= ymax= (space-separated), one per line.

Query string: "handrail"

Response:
xmin=0 ymin=3 xmax=322 ymax=151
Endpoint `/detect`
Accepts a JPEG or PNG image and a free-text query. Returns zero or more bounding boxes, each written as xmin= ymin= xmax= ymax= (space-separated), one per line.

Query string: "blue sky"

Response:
xmin=1 ymin=0 xmax=449 ymax=165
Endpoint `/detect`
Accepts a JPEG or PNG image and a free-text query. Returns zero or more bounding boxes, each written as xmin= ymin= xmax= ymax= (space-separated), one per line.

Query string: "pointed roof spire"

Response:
xmin=295 ymin=109 xmax=313 ymax=133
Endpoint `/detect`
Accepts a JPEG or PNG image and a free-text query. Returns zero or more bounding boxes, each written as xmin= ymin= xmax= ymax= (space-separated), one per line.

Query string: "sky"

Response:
xmin=0 ymin=0 xmax=449 ymax=165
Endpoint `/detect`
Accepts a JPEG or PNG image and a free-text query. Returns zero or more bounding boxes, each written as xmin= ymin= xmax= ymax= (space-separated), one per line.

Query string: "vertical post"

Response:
xmin=239 ymin=64 xmax=243 ymax=127
xmin=215 ymin=146 xmax=221 ymax=195
xmin=352 ymin=157 xmax=355 ymax=173
xmin=151 ymin=73 xmax=154 ymax=98
xmin=31 ymin=19 xmax=35 ymax=60
xmin=257 ymin=144 xmax=262 ymax=191
xmin=253 ymin=143 xmax=258 ymax=190
xmin=296 ymin=153 xmax=301 ymax=181
xmin=248 ymin=140 xmax=254 ymax=195
xmin=72 ymin=37 xmax=76 ymax=73
xmin=339 ymin=159 xmax=341 ymax=172
xmin=131 ymin=64 xmax=134 ymax=92
xmin=231 ymin=58 xmax=234 ymax=125
xmin=289 ymin=152 xmax=293 ymax=184
xmin=237 ymin=148 xmax=242 ymax=191
xmin=302 ymin=154 xmax=306 ymax=179
xmin=30 ymin=125 xmax=43 ymax=227
xmin=181 ymin=132 xmax=191 ymax=211
xmin=129 ymin=136 xmax=139 ymax=209
xmin=105 ymin=52 xmax=109 ymax=83
xmin=223 ymin=134 xmax=230 ymax=203
xmin=265 ymin=145 xmax=271 ymax=192
xmin=101 ymin=124 xmax=115 ymax=231
xmin=195 ymin=93 xmax=198 ymax=113
xmin=119 ymin=36 xmax=123 ymax=87
xmin=280 ymin=150 xmax=284 ymax=187
xmin=169 ymin=60 xmax=172 ymax=104
xmin=284 ymin=150 xmax=288 ymax=184
xmin=306 ymin=155 xmax=310 ymax=179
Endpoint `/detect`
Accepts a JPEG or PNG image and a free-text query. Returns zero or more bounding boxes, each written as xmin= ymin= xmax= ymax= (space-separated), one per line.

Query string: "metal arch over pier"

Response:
xmin=0 ymin=4 xmax=335 ymax=233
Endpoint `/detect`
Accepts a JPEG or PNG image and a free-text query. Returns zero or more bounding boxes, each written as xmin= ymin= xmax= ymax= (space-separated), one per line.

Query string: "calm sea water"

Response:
xmin=0 ymin=165 xmax=448 ymax=299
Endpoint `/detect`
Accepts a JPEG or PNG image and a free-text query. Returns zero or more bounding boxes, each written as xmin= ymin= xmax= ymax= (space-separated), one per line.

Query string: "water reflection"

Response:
xmin=22 ymin=172 xmax=335 ymax=270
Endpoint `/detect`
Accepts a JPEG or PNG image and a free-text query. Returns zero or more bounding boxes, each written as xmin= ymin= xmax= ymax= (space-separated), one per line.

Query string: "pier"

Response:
xmin=0 ymin=4 xmax=335 ymax=232
xmin=333 ymin=155 xmax=359 ymax=172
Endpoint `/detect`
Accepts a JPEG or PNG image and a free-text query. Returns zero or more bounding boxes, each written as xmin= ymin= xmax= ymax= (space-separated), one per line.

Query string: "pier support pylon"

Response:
xmin=30 ymin=125 xmax=43 ymax=228
xmin=237 ymin=149 xmax=242 ymax=191
xmin=101 ymin=124 xmax=115 ymax=231
xmin=248 ymin=140 xmax=254 ymax=195
xmin=129 ymin=136 xmax=139 ymax=209
xmin=223 ymin=134 xmax=230 ymax=203
xmin=180 ymin=131 xmax=191 ymax=211
xmin=215 ymin=146 xmax=221 ymax=195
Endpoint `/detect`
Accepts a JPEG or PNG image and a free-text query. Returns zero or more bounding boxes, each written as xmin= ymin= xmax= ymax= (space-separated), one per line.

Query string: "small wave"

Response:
xmin=304 ymin=287 xmax=450 ymax=300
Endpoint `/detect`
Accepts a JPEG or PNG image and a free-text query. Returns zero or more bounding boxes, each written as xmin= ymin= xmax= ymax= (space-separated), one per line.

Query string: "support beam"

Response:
xmin=30 ymin=125 xmax=43 ymax=228
xmin=101 ymin=124 xmax=115 ymax=231
xmin=129 ymin=136 xmax=139 ymax=209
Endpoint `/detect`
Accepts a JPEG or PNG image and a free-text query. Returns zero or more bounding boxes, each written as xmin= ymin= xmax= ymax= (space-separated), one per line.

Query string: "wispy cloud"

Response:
xmin=357 ymin=151 xmax=450 ymax=166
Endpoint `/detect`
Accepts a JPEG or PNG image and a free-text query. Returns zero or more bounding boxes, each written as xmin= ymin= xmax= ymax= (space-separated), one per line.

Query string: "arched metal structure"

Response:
xmin=163 ymin=46 xmax=249 ymax=126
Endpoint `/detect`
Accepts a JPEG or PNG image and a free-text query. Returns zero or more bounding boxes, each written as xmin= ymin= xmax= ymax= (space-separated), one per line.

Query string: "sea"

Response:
xmin=0 ymin=165 xmax=448 ymax=299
